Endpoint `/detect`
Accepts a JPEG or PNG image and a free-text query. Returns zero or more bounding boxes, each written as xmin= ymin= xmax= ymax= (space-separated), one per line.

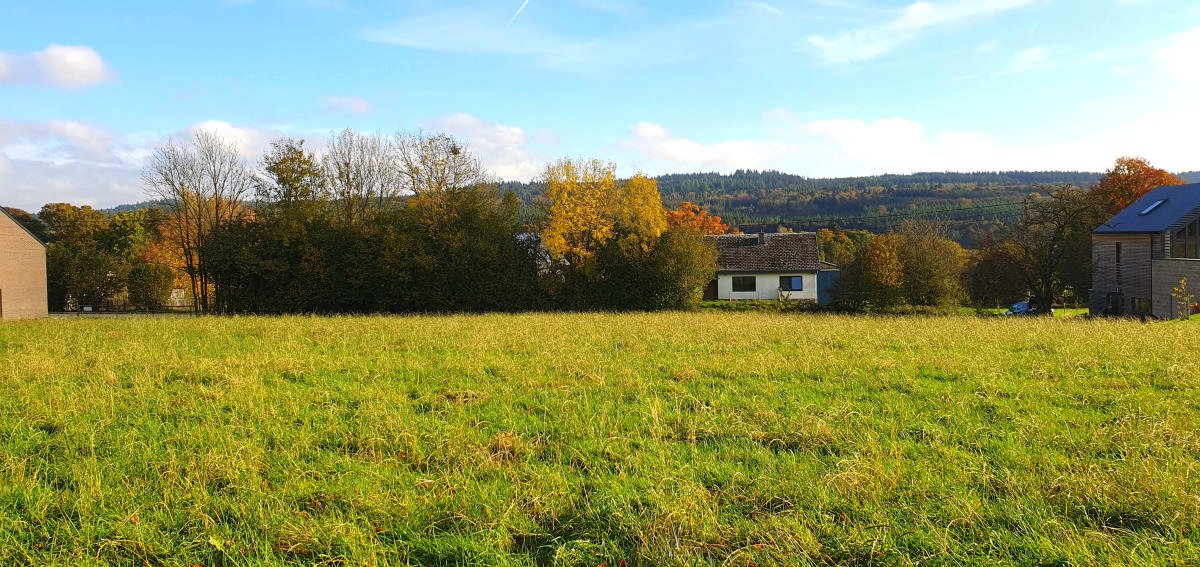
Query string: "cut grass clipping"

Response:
xmin=1 ymin=313 xmax=1198 ymax=565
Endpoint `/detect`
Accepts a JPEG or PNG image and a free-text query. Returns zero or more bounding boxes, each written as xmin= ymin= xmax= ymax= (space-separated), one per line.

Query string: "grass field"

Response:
xmin=1 ymin=313 xmax=1198 ymax=565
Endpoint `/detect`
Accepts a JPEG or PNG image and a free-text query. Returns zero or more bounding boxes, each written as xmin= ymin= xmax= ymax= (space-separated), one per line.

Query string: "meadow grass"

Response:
xmin=0 ymin=313 xmax=1198 ymax=565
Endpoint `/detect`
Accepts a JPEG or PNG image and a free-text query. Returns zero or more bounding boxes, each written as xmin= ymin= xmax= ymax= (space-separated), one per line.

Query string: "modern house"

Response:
xmin=1091 ymin=182 xmax=1200 ymax=319
xmin=704 ymin=232 xmax=838 ymax=303
xmin=0 ymin=207 xmax=49 ymax=320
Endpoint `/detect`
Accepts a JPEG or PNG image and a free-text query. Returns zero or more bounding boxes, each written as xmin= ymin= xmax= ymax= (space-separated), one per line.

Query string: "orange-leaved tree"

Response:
xmin=1090 ymin=156 xmax=1184 ymax=215
xmin=666 ymin=202 xmax=728 ymax=235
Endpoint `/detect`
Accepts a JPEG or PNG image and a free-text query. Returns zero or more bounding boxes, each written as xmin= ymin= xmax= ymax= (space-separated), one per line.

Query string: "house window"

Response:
xmin=1172 ymin=218 xmax=1200 ymax=259
xmin=779 ymin=275 xmax=803 ymax=292
xmin=732 ymin=276 xmax=756 ymax=292
xmin=1131 ymin=297 xmax=1152 ymax=315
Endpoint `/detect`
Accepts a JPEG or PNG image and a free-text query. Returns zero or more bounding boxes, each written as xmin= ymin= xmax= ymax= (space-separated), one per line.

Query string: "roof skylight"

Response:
xmin=1139 ymin=199 xmax=1166 ymax=215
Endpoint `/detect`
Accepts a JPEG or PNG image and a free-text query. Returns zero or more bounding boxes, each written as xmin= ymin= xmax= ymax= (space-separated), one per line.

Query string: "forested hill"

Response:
xmin=503 ymin=170 xmax=1200 ymax=242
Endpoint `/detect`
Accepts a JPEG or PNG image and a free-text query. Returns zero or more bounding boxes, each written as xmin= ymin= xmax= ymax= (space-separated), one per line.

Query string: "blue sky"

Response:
xmin=2 ymin=0 xmax=1199 ymax=211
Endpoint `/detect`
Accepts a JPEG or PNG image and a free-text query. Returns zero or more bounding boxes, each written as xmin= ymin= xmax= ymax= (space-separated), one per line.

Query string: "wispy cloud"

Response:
xmin=807 ymin=0 xmax=1038 ymax=64
xmin=507 ymin=0 xmax=532 ymax=26
xmin=755 ymin=2 xmax=786 ymax=16
xmin=0 ymin=45 xmax=115 ymax=89
xmin=1000 ymin=46 xmax=1047 ymax=74
xmin=363 ymin=3 xmax=789 ymax=72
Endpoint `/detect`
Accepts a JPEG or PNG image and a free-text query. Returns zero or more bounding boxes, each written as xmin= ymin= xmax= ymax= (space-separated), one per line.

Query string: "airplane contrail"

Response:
xmin=507 ymin=0 xmax=531 ymax=26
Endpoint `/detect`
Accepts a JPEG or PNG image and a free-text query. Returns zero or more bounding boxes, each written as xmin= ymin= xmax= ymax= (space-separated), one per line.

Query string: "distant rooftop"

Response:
xmin=1094 ymin=183 xmax=1200 ymax=234
xmin=706 ymin=232 xmax=822 ymax=273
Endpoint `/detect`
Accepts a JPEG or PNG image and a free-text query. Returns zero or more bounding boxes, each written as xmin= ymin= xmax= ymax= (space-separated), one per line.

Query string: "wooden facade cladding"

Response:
xmin=1090 ymin=234 xmax=1154 ymax=315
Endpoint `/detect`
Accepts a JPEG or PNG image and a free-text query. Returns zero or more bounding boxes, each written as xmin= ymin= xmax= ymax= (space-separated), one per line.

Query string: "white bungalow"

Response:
xmin=703 ymin=232 xmax=838 ymax=304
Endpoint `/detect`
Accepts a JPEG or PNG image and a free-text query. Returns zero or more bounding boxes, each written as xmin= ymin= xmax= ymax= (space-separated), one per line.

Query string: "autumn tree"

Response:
xmin=832 ymin=233 xmax=904 ymax=312
xmin=817 ymin=227 xmax=872 ymax=267
xmin=896 ymin=221 xmax=965 ymax=307
xmin=1090 ymin=156 xmax=1184 ymax=215
xmin=1010 ymin=186 xmax=1106 ymax=312
xmin=666 ymin=202 xmax=728 ymax=235
xmin=540 ymin=159 xmax=666 ymax=268
xmin=613 ymin=173 xmax=668 ymax=255
xmin=2 ymin=207 xmax=50 ymax=242
xmin=397 ymin=132 xmax=488 ymax=198
xmin=540 ymin=158 xmax=620 ymax=268
xmin=256 ymin=138 xmax=328 ymax=225
xmin=963 ymin=238 xmax=1027 ymax=309
xmin=143 ymin=130 xmax=253 ymax=313
xmin=323 ymin=129 xmax=402 ymax=226
xmin=538 ymin=158 xmax=718 ymax=310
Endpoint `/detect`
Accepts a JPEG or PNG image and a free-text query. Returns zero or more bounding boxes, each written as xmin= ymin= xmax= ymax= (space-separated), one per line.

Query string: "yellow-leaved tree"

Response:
xmin=540 ymin=158 xmax=666 ymax=267
xmin=613 ymin=173 xmax=667 ymax=255
xmin=541 ymin=158 xmax=618 ymax=267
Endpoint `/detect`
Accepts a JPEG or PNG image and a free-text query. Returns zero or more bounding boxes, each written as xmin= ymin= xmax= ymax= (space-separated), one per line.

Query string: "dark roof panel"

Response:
xmin=706 ymin=232 xmax=820 ymax=272
xmin=1094 ymin=183 xmax=1200 ymax=234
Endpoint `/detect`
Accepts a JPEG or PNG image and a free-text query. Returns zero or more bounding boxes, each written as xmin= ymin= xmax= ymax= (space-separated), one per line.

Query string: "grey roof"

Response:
xmin=706 ymin=232 xmax=821 ymax=273
xmin=1094 ymin=183 xmax=1200 ymax=234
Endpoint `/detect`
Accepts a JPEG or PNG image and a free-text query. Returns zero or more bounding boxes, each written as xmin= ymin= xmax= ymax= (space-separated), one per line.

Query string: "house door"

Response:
xmin=702 ymin=279 xmax=718 ymax=301
xmin=1105 ymin=292 xmax=1124 ymax=316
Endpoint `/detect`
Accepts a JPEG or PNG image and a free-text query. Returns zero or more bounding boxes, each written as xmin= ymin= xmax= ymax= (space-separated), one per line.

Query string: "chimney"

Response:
xmin=758 ymin=231 xmax=765 ymax=245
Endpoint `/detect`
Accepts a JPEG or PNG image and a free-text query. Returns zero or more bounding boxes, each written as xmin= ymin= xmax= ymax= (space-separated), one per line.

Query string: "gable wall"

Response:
xmin=0 ymin=213 xmax=49 ymax=320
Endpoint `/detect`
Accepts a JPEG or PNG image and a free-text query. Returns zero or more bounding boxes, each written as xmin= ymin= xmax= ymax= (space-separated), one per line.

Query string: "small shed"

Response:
xmin=0 ymin=207 xmax=49 ymax=320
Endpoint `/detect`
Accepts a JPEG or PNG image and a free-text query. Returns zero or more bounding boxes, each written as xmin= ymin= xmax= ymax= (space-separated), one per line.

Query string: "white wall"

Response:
xmin=716 ymin=273 xmax=818 ymax=301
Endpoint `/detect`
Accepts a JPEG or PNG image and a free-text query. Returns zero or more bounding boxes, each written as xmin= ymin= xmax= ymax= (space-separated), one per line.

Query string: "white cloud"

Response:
xmin=807 ymin=0 xmax=1038 ymax=64
xmin=321 ymin=95 xmax=373 ymax=115
xmin=34 ymin=45 xmax=114 ymax=87
xmin=186 ymin=120 xmax=282 ymax=159
xmin=620 ymin=121 xmax=792 ymax=170
xmin=426 ymin=113 xmax=541 ymax=180
xmin=0 ymin=45 xmax=114 ymax=88
xmin=1154 ymin=26 xmax=1200 ymax=85
xmin=617 ymin=99 xmax=1200 ymax=180
xmin=0 ymin=118 xmax=296 ymax=211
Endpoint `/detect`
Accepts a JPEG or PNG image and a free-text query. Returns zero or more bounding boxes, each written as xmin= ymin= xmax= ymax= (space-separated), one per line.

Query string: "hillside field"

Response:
xmin=1 ymin=313 xmax=1198 ymax=565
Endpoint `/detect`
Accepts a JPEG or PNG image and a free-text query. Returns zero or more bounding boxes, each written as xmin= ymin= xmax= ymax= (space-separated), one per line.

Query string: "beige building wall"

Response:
xmin=0 ymin=210 xmax=49 ymax=320
xmin=1152 ymin=259 xmax=1200 ymax=319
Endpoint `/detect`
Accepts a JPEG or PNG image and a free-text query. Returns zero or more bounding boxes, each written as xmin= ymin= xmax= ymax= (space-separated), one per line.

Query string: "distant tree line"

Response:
xmin=135 ymin=131 xmax=718 ymax=314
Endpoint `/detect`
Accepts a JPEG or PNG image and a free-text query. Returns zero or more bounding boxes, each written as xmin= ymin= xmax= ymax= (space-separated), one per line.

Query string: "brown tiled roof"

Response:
xmin=706 ymin=232 xmax=821 ymax=273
